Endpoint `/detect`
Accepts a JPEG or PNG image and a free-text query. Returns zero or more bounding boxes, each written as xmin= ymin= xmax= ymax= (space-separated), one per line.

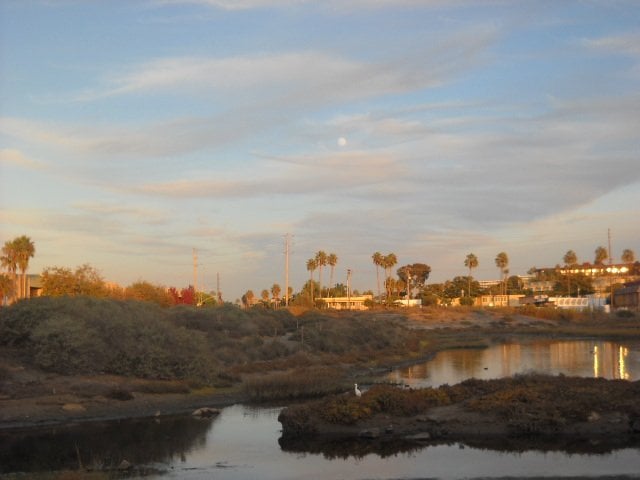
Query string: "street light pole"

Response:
xmin=347 ymin=269 xmax=352 ymax=310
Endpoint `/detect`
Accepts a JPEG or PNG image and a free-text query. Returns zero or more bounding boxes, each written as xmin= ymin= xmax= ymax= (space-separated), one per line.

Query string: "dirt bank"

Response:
xmin=0 ymin=359 xmax=245 ymax=431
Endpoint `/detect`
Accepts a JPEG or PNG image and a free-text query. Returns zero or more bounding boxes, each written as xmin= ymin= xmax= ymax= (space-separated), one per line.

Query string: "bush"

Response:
xmin=0 ymin=297 xmax=217 ymax=383
xmin=616 ymin=309 xmax=636 ymax=318
xmin=244 ymin=366 xmax=347 ymax=401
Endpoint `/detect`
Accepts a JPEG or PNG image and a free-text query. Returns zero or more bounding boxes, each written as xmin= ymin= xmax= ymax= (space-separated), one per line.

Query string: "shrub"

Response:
xmin=244 ymin=366 xmax=347 ymax=401
xmin=0 ymin=296 xmax=217 ymax=383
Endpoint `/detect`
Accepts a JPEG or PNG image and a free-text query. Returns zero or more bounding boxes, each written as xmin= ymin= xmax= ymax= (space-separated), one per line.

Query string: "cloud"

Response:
xmin=0 ymin=115 xmax=264 ymax=159
xmin=129 ymin=150 xmax=402 ymax=198
xmin=583 ymin=32 xmax=640 ymax=58
xmin=72 ymin=203 xmax=170 ymax=226
xmin=76 ymin=29 xmax=495 ymax=105
xmin=0 ymin=148 xmax=45 ymax=170
xmin=155 ymin=0 xmax=497 ymax=11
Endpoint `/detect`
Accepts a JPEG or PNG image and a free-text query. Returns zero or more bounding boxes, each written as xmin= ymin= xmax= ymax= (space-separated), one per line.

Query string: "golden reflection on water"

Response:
xmin=391 ymin=341 xmax=636 ymax=388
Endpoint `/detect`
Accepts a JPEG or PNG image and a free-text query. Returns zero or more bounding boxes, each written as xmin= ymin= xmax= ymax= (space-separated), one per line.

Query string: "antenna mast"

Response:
xmin=284 ymin=233 xmax=291 ymax=306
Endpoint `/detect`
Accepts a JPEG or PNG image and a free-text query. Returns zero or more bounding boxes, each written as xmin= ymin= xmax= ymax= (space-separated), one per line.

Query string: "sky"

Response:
xmin=1 ymin=0 xmax=639 ymax=301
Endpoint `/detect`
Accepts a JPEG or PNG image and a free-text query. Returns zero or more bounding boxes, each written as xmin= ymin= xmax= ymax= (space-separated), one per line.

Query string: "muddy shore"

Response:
xmin=0 ymin=361 xmax=248 ymax=431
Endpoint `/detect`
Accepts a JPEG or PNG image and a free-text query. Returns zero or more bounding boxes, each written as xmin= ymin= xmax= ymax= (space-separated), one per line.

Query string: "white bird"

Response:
xmin=354 ymin=383 xmax=362 ymax=397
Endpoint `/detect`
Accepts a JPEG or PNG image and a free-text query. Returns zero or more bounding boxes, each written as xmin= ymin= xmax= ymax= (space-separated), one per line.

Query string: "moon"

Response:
xmin=337 ymin=137 xmax=347 ymax=147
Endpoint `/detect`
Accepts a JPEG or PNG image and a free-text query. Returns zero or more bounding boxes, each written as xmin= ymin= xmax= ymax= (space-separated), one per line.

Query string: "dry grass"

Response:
xmin=243 ymin=366 xmax=349 ymax=401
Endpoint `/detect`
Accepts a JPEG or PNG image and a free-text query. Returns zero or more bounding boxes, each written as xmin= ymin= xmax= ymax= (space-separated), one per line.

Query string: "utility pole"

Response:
xmin=284 ymin=233 xmax=291 ymax=307
xmin=608 ymin=228 xmax=613 ymax=310
xmin=347 ymin=269 xmax=352 ymax=310
xmin=217 ymin=272 xmax=221 ymax=303
xmin=193 ymin=248 xmax=198 ymax=305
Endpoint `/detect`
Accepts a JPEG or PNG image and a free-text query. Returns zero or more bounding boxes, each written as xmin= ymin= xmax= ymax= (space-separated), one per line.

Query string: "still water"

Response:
xmin=387 ymin=339 xmax=640 ymax=388
xmin=3 ymin=340 xmax=640 ymax=479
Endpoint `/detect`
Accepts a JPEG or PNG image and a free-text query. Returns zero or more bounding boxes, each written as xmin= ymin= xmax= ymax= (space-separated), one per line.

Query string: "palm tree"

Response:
xmin=0 ymin=274 xmax=16 ymax=306
xmin=384 ymin=253 xmax=398 ymax=279
xmin=245 ymin=289 xmax=255 ymax=308
xmin=372 ymin=252 xmax=383 ymax=301
xmin=261 ymin=289 xmax=270 ymax=306
xmin=306 ymin=258 xmax=317 ymax=304
xmin=594 ymin=246 xmax=608 ymax=265
xmin=271 ymin=283 xmax=281 ymax=308
xmin=563 ymin=250 xmax=578 ymax=296
xmin=464 ymin=253 xmax=478 ymax=297
xmin=494 ymin=252 xmax=509 ymax=296
xmin=13 ymin=235 xmax=35 ymax=299
xmin=327 ymin=253 xmax=338 ymax=296
xmin=1 ymin=240 xmax=18 ymax=303
xmin=622 ymin=249 xmax=635 ymax=264
xmin=383 ymin=253 xmax=398 ymax=301
xmin=315 ymin=251 xmax=328 ymax=296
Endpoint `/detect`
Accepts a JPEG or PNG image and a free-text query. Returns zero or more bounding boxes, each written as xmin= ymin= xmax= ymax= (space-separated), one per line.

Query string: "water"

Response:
xmin=387 ymin=339 xmax=640 ymax=388
xmin=3 ymin=340 xmax=640 ymax=479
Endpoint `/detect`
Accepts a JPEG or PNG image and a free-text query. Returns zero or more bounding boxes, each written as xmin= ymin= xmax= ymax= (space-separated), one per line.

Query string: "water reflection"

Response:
xmin=388 ymin=340 xmax=639 ymax=388
xmin=279 ymin=431 xmax=640 ymax=459
xmin=0 ymin=415 xmax=214 ymax=474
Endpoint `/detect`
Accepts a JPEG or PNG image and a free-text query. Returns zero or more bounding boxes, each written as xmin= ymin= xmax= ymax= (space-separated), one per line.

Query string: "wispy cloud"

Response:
xmin=129 ymin=150 xmax=401 ymax=198
xmin=155 ymin=0 xmax=496 ymax=11
xmin=0 ymin=148 xmax=45 ymax=170
xmin=583 ymin=32 xmax=640 ymax=58
xmin=76 ymin=29 xmax=495 ymax=104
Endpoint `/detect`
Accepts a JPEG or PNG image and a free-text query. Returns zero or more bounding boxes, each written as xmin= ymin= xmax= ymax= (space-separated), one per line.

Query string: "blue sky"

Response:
xmin=1 ymin=0 xmax=639 ymax=301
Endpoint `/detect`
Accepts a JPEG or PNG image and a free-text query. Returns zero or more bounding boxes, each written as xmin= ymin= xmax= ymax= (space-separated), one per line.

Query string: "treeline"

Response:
xmin=0 ymin=296 xmax=420 ymax=387
xmin=39 ymin=264 xmax=216 ymax=307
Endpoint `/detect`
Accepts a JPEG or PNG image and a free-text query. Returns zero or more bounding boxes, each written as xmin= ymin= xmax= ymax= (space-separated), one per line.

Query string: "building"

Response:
xmin=394 ymin=298 xmax=422 ymax=308
xmin=613 ymin=280 xmax=640 ymax=311
xmin=533 ymin=263 xmax=639 ymax=295
xmin=476 ymin=294 xmax=523 ymax=308
xmin=318 ymin=295 xmax=373 ymax=311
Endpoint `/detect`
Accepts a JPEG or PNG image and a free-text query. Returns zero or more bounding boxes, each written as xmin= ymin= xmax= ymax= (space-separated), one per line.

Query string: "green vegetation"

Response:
xmin=0 ymin=297 xmax=423 ymax=391
xmin=0 ymin=296 xmax=216 ymax=383
xmin=279 ymin=374 xmax=640 ymax=437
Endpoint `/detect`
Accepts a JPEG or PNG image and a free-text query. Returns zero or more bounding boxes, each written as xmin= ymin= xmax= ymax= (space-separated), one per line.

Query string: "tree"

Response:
xmin=168 ymin=285 xmax=196 ymax=305
xmin=125 ymin=281 xmax=172 ymax=307
xmin=315 ymin=251 xmax=328 ymax=296
xmin=306 ymin=258 xmax=317 ymax=304
xmin=421 ymin=283 xmax=445 ymax=306
xmin=271 ymin=283 xmax=281 ymax=308
xmin=464 ymin=253 xmax=479 ymax=298
xmin=382 ymin=253 xmax=398 ymax=301
xmin=372 ymin=252 xmax=383 ymax=301
xmin=13 ymin=235 xmax=35 ymax=299
xmin=397 ymin=263 xmax=431 ymax=298
xmin=245 ymin=289 xmax=255 ymax=307
xmin=41 ymin=264 xmax=107 ymax=297
xmin=622 ymin=249 xmax=636 ymax=264
xmin=563 ymin=250 xmax=578 ymax=296
xmin=443 ymin=276 xmax=475 ymax=303
xmin=333 ymin=283 xmax=348 ymax=296
xmin=261 ymin=289 xmax=270 ymax=306
xmin=1 ymin=240 xmax=18 ymax=303
xmin=494 ymin=252 xmax=509 ymax=295
xmin=0 ymin=273 xmax=16 ymax=306
xmin=327 ymin=253 xmax=338 ymax=296
xmin=563 ymin=250 xmax=578 ymax=266
xmin=554 ymin=273 xmax=595 ymax=296
xmin=594 ymin=246 xmax=608 ymax=265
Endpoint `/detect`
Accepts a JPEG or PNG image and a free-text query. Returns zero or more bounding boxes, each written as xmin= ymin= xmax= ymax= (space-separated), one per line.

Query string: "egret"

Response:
xmin=354 ymin=383 xmax=362 ymax=397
